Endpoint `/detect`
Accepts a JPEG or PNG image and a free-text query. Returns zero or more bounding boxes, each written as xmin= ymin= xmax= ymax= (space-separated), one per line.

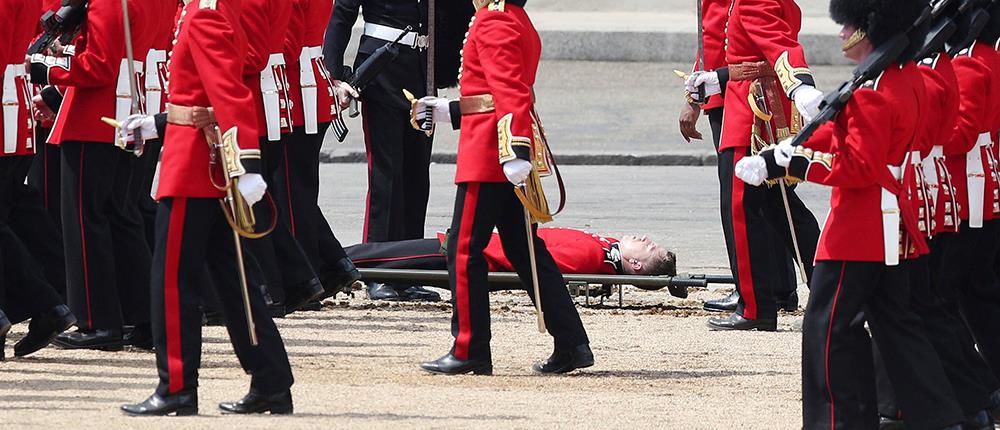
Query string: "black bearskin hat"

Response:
xmin=434 ymin=1 xmax=477 ymax=89
xmin=830 ymin=0 xmax=927 ymax=47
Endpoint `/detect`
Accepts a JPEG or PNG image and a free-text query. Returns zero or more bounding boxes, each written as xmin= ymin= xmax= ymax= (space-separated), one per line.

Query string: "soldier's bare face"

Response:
xmin=619 ymin=235 xmax=666 ymax=274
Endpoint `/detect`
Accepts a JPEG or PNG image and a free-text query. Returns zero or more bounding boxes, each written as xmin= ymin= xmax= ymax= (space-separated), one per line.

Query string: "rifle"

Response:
xmin=330 ymin=26 xmax=411 ymax=142
xmin=28 ymin=1 xmax=88 ymax=56
xmin=789 ymin=2 xmax=941 ymax=147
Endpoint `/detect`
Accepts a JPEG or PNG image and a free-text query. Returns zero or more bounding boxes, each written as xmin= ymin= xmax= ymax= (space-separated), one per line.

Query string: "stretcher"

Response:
xmin=357 ymin=268 xmax=736 ymax=307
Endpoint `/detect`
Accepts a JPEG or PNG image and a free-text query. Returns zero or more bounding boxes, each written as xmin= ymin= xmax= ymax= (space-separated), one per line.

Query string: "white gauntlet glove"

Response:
xmin=119 ymin=114 xmax=158 ymax=142
xmin=685 ymin=71 xmax=722 ymax=98
xmin=792 ymin=85 xmax=824 ymax=123
xmin=415 ymin=96 xmax=452 ymax=124
xmin=734 ymin=156 xmax=768 ymax=186
xmin=502 ymin=159 xmax=532 ymax=186
xmin=775 ymin=137 xmax=795 ymax=167
xmin=237 ymin=173 xmax=267 ymax=207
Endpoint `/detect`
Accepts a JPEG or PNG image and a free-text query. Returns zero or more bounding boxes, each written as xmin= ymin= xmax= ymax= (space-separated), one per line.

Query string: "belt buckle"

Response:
xmin=413 ymin=35 xmax=429 ymax=49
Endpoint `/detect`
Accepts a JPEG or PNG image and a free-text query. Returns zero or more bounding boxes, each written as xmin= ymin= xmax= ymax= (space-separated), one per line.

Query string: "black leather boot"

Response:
xmin=532 ymin=344 xmax=595 ymax=374
xmin=14 ymin=304 xmax=77 ymax=357
xmin=53 ymin=328 xmax=124 ymax=351
xmin=0 ymin=309 xmax=10 ymax=362
xmin=122 ymin=323 xmax=154 ymax=351
xmin=367 ymin=281 xmax=400 ymax=300
xmin=318 ymin=257 xmax=361 ymax=300
xmin=420 ymin=353 xmax=493 ymax=375
xmin=703 ymin=289 xmax=739 ymax=312
xmin=776 ymin=291 xmax=799 ymax=312
xmin=395 ymin=285 xmax=442 ymax=302
xmin=706 ymin=313 xmax=777 ymax=331
xmin=121 ymin=390 xmax=198 ymax=416
xmin=219 ymin=390 xmax=293 ymax=415
xmin=964 ymin=409 xmax=994 ymax=430
xmin=284 ymin=278 xmax=325 ymax=314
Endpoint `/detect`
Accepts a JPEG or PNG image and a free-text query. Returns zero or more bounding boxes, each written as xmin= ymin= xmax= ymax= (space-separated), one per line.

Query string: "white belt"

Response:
xmin=144 ymin=49 xmax=167 ymax=115
xmin=260 ymin=53 xmax=288 ymax=141
xmin=116 ymin=59 xmax=144 ymax=123
xmin=922 ymin=145 xmax=944 ymax=206
xmin=882 ymin=165 xmax=903 ymax=266
xmin=363 ymin=23 xmax=428 ymax=49
xmin=299 ymin=46 xmax=322 ymax=134
xmin=967 ymin=133 xmax=990 ymax=228
xmin=2 ymin=64 xmax=21 ymax=154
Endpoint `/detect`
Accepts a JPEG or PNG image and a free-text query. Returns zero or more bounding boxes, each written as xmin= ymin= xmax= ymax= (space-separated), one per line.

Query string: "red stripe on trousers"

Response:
xmin=731 ymin=151 xmax=758 ymax=319
xmin=351 ymin=253 xmax=443 ymax=264
xmin=78 ymin=144 xmax=93 ymax=328
xmin=453 ymin=183 xmax=480 ymax=360
xmin=361 ymin=104 xmax=372 ymax=243
xmin=825 ymin=262 xmax=847 ymax=429
xmin=283 ymin=145 xmax=296 ymax=237
xmin=164 ymin=198 xmax=188 ymax=394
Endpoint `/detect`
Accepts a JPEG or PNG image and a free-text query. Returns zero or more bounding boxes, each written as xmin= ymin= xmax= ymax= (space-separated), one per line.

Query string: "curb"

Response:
xmin=320 ymin=152 xmax=720 ymax=166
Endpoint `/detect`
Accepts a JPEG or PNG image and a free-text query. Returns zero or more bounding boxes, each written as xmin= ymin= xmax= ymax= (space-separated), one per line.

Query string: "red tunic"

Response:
xmin=30 ymin=0 xmax=153 ymax=144
xmin=156 ymin=0 xmax=259 ymax=199
xmin=438 ymin=228 xmax=622 ymax=274
xmin=1 ymin=0 xmax=42 ymax=156
xmin=694 ymin=0 xmax=728 ymax=111
xmin=719 ymin=0 xmax=814 ymax=152
xmin=142 ymin=0 xmax=180 ymax=115
xmin=285 ymin=0 xmax=334 ymax=130
xmin=918 ymin=54 xmax=961 ymax=235
xmin=945 ymin=43 xmax=999 ymax=222
xmin=800 ymin=64 xmax=926 ymax=262
xmin=455 ymin=3 xmax=540 ymax=184
xmin=239 ymin=0 xmax=292 ymax=139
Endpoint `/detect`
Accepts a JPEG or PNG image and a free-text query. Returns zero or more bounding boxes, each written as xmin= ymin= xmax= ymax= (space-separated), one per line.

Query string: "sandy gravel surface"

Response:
xmin=2 ymin=286 xmax=806 ymax=430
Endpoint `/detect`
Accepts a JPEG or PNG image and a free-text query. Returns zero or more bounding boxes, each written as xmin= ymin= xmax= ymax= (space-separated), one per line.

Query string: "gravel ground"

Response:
xmin=2 ymin=164 xmax=825 ymax=429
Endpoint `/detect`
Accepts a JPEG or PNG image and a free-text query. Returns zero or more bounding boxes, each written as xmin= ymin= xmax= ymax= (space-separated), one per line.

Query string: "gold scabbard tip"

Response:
xmin=402 ymin=89 xmax=417 ymax=102
xmin=101 ymin=117 xmax=121 ymax=128
xmin=672 ymin=70 xmax=690 ymax=81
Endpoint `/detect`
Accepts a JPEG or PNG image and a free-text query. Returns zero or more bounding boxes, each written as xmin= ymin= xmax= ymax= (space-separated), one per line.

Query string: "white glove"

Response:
xmin=237 ymin=173 xmax=267 ymax=207
xmin=119 ymin=114 xmax=158 ymax=142
xmin=734 ymin=156 xmax=768 ymax=186
xmin=792 ymin=85 xmax=824 ymax=123
xmin=415 ymin=96 xmax=452 ymax=124
xmin=502 ymin=159 xmax=533 ymax=185
xmin=332 ymin=80 xmax=359 ymax=108
xmin=685 ymin=71 xmax=722 ymax=98
xmin=774 ymin=137 xmax=795 ymax=167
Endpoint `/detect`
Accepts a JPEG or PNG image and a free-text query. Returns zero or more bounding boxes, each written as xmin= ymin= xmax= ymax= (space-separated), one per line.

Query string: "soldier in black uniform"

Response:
xmin=323 ymin=0 xmax=441 ymax=301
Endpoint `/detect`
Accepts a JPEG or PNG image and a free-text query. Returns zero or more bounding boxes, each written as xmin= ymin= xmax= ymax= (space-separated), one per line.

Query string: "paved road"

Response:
xmin=318 ymin=163 xmax=832 ymax=274
xmin=322 ymin=60 xmax=854 ymax=163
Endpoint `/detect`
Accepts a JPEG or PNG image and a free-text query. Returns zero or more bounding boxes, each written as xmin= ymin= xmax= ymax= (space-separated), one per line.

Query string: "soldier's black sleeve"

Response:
xmin=716 ymin=66 xmax=729 ymax=98
xmin=448 ymin=100 xmax=462 ymax=130
xmin=39 ymin=86 xmax=63 ymax=112
xmin=323 ymin=0 xmax=362 ymax=81
xmin=154 ymin=112 xmax=168 ymax=140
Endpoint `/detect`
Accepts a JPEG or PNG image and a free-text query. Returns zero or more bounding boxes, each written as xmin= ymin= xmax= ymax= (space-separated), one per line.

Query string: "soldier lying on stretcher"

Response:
xmin=346 ymin=228 xmax=676 ymax=301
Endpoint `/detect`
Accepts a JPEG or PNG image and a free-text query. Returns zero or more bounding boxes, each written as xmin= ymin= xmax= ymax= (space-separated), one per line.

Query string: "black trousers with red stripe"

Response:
xmin=718 ymin=147 xmax=819 ymax=320
xmin=802 ymin=260 xmax=963 ymax=430
xmin=0 ymin=155 xmax=64 ymax=324
xmin=27 ymin=132 xmax=61 ymax=229
xmin=244 ymin=137 xmax=318 ymax=304
xmin=60 ymin=141 xmax=151 ymax=331
xmin=874 ymin=245 xmax=994 ymax=418
xmin=272 ymin=123 xmax=349 ymax=274
xmin=446 ymin=182 xmax=589 ymax=361
xmin=361 ymin=97 xmax=432 ymax=243
xmin=151 ymin=197 xmax=293 ymax=397
xmin=346 ymin=238 xmax=446 ymax=270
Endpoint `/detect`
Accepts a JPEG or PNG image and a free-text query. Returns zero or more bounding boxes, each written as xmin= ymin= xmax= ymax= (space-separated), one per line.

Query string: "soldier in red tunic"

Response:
xmin=412 ymin=0 xmax=592 ymax=376
xmin=684 ymin=0 xmax=823 ymax=331
xmin=345 ymin=229 xmax=676 ymax=278
xmin=678 ymin=0 xmax=799 ymax=314
xmin=119 ymin=0 xmax=293 ymax=416
xmin=272 ymin=0 xmax=361 ymax=306
xmin=735 ymin=0 xmax=968 ymax=426
xmin=27 ymin=0 xmax=154 ymax=350
xmin=0 ymin=0 xmax=77 ymax=361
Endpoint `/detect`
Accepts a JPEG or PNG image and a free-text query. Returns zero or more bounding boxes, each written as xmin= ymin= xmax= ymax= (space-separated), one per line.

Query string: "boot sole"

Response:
xmin=52 ymin=339 xmax=125 ymax=351
xmin=219 ymin=404 xmax=294 ymax=415
xmin=122 ymin=405 xmax=198 ymax=416
xmin=421 ymin=365 xmax=493 ymax=376
xmin=15 ymin=317 xmax=78 ymax=357
xmin=705 ymin=322 xmax=777 ymax=332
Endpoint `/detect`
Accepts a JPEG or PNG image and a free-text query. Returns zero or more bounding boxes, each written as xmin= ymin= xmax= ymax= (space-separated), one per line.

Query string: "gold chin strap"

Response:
xmin=843 ymin=29 xmax=867 ymax=52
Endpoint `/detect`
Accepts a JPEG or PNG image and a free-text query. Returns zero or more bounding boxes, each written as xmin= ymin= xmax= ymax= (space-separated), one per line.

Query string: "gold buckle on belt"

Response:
xmin=165 ymin=103 xmax=216 ymax=129
xmin=459 ymin=94 xmax=495 ymax=115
